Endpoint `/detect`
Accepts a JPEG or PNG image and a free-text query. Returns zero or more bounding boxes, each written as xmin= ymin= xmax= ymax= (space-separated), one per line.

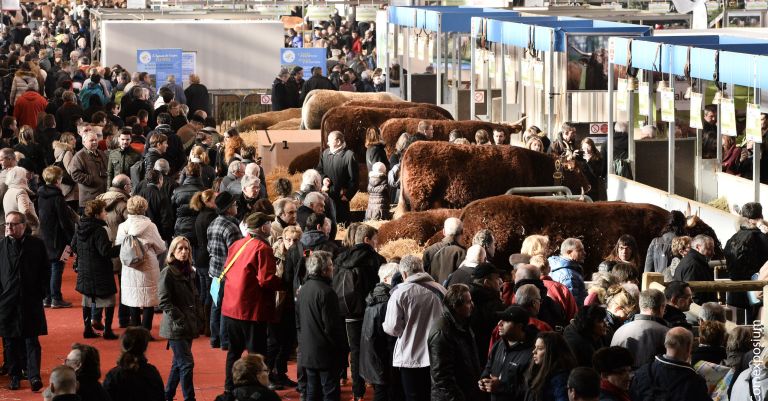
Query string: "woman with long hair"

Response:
xmin=562 ymin=305 xmax=609 ymax=367
xmin=191 ymin=189 xmax=217 ymax=337
xmin=103 ymin=327 xmax=164 ymax=401
xmin=580 ymin=137 xmax=606 ymax=200
xmin=526 ymin=331 xmax=577 ymax=401
xmin=598 ymin=234 xmax=641 ymax=273
xmin=14 ymin=125 xmax=46 ymax=175
xmin=53 ymin=132 xmax=79 ymax=210
xmin=65 ymin=343 xmax=110 ymax=401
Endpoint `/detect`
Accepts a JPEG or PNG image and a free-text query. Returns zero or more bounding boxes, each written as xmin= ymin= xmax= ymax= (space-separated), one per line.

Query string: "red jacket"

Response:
xmin=13 ymin=91 xmax=48 ymax=129
xmin=542 ymin=275 xmax=578 ymax=321
xmin=222 ymin=235 xmax=283 ymax=322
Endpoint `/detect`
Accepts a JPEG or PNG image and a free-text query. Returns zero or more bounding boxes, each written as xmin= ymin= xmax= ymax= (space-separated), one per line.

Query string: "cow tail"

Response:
xmin=394 ymin=171 xmax=411 ymax=219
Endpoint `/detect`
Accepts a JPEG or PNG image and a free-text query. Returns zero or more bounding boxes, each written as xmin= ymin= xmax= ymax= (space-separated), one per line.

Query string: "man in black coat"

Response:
xmin=0 ymin=211 xmax=49 ymax=391
xmin=663 ymin=281 xmax=693 ymax=330
xmin=468 ymin=264 xmax=506 ymax=367
xmin=285 ymin=67 xmax=303 ymax=108
xmin=673 ymin=234 xmax=716 ymax=304
xmin=271 ymin=68 xmax=290 ymax=112
xmin=479 ymin=306 xmax=536 ymax=401
xmin=316 ymin=131 xmax=358 ymax=226
xmin=428 ymin=284 xmax=483 ymax=401
xmin=724 ymin=202 xmax=768 ymax=318
xmin=299 ymin=66 xmax=336 ymax=104
xmin=296 ymin=251 xmax=345 ymax=401
xmin=137 ymin=170 xmax=174 ymax=242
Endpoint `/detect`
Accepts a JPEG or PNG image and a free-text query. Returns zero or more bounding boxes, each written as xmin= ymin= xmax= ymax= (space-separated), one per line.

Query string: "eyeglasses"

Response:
xmin=6 ymin=222 xmax=24 ymax=227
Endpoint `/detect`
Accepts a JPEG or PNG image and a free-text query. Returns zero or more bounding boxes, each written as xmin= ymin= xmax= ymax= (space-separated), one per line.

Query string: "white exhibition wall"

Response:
xmin=101 ymin=20 xmax=283 ymax=91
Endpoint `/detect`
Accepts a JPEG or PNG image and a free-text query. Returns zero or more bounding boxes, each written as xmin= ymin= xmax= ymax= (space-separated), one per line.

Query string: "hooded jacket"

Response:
xmin=360 ymin=282 xmax=395 ymax=385
xmin=548 ymin=255 xmax=587 ymax=306
xmin=37 ymin=184 xmax=77 ymax=260
xmin=72 ymin=217 xmax=120 ymax=297
xmin=428 ymin=309 xmax=483 ymax=401
xmin=116 ymin=215 xmax=167 ymax=308
xmin=333 ymin=242 xmax=386 ymax=320
xmin=365 ymin=173 xmax=390 ymax=221
xmin=10 ymin=70 xmax=39 ymax=105
xmin=13 ymin=90 xmax=47 ymax=128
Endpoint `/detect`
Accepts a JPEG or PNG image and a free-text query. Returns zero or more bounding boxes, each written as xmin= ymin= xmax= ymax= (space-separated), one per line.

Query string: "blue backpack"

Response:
xmin=79 ymin=82 xmax=106 ymax=109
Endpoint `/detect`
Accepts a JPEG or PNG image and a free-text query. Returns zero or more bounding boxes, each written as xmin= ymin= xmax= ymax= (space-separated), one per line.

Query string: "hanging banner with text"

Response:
xmin=181 ymin=52 xmax=196 ymax=88
xmin=747 ymin=103 xmax=762 ymax=143
xmin=689 ymin=92 xmax=703 ymax=129
xmin=720 ymin=98 xmax=737 ymax=136
xmin=306 ymin=5 xmax=336 ymax=22
xmin=661 ymin=87 xmax=675 ymax=123
xmin=617 ymin=78 xmax=628 ymax=112
xmin=137 ymin=48 xmax=182 ymax=88
xmin=281 ymin=48 xmax=327 ymax=80
xmin=638 ymin=81 xmax=650 ymax=116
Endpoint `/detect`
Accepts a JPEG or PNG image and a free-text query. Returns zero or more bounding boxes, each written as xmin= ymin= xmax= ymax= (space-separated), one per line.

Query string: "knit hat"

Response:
xmin=215 ymin=192 xmax=237 ymax=214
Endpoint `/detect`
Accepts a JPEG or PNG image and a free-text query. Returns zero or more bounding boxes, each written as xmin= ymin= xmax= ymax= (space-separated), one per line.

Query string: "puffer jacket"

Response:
xmin=72 ymin=217 xmax=120 ymax=297
xmin=333 ymin=242 xmax=386 ymax=319
xmin=9 ymin=70 xmax=38 ymax=105
xmin=360 ymin=282 xmax=395 ymax=386
xmin=174 ymin=205 xmax=197 ymax=247
xmin=53 ymin=141 xmax=78 ymax=202
xmin=428 ymin=309 xmax=483 ymax=401
xmin=171 ymin=176 xmax=203 ymax=211
xmin=158 ymin=261 xmax=199 ymax=340
xmin=37 ymin=184 xmax=77 ymax=260
xmin=116 ymin=215 xmax=167 ymax=308
xmin=96 ymin=188 xmax=129 ymax=273
xmin=383 ymin=272 xmax=446 ymax=368
xmin=548 ymin=255 xmax=587 ymax=306
xmin=365 ymin=172 xmax=390 ymax=221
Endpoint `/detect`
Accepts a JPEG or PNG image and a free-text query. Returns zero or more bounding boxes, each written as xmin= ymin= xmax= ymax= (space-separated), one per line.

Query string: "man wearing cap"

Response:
xmin=478 ymin=305 xmax=536 ymax=401
xmin=592 ymin=346 xmax=634 ymax=401
xmin=724 ymin=201 xmax=768 ymax=320
xmin=221 ymin=212 xmax=282 ymax=392
xmin=468 ymin=263 xmax=505 ymax=366
xmin=206 ymin=192 xmax=242 ymax=350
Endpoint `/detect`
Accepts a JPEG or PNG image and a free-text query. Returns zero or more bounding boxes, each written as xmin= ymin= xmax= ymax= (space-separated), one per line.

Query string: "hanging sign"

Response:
xmin=305 ymin=5 xmax=336 ymax=22
xmin=721 ymin=98 xmax=737 ymax=136
xmin=617 ymin=78 xmax=628 ymax=112
xmin=647 ymin=2 xmax=670 ymax=12
xmin=408 ymin=35 xmax=416 ymax=59
xmin=417 ymin=37 xmax=425 ymax=60
xmin=661 ymin=87 xmax=675 ymax=123
xmin=747 ymin=103 xmax=762 ymax=143
xmin=521 ymin=58 xmax=531 ymax=87
xmin=355 ymin=5 xmax=379 ymax=21
xmin=397 ymin=33 xmax=404 ymax=56
xmin=428 ymin=38 xmax=434 ymax=62
xmin=488 ymin=53 xmax=496 ymax=79
xmin=533 ymin=60 xmax=544 ymax=90
xmin=745 ymin=0 xmax=768 ymax=10
xmin=638 ymin=81 xmax=650 ymax=116
xmin=689 ymin=92 xmax=703 ymax=129
xmin=387 ymin=31 xmax=394 ymax=56
xmin=504 ymin=55 xmax=514 ymax=81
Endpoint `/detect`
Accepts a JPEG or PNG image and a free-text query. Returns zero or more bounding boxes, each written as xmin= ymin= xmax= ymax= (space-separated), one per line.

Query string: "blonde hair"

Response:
xmin=166 ymin=236 xmax=191 ymax=265
xmin=282 ymin=225 xmax=302 ymax=241
xmin=189 ymin=145 xmax=210 ymax=165
xmin=18 ymin=125 xmax=35 ymax=145
xmin=42 ymin=165 xmax=63 ymax=184
xmin=58 ymin=133 xmax=76 ymax=151
xmin=526 ymin=136 xmax=545 ymax=152
xmin=606 ymin=285 xmax=637 ymax=314
xmin=189 ymin=189 xmax=215 ymax=212
xmin=521 ymin=235 xmax=550 ymax=257
xmin=126 ymin=195 xmax=149 ymax=215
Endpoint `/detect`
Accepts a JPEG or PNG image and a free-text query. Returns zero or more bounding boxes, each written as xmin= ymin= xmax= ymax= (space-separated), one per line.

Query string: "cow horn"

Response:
xmin=686 ymin=202 xmax=692 ymax=217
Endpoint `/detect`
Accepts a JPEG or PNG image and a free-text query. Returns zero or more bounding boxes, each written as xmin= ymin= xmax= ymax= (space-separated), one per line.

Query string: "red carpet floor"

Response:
xmin=0 ymin=264 xmax=362 ymax=401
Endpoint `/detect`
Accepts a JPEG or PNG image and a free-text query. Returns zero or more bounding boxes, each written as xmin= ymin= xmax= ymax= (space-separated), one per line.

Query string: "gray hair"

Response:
xmin=700 ymin=302 xmax=726 ymax=323
xmin=638 ymin=289 xmax=666 ymax=312
xmin=166 ymin=74 xmax=176 ymax=83
xmin=301 ymin=169 xmax=322 ymax=192
xmin=5 ymin=166 xmax=27 ymax=186
xmin=614 ymin=121 xmax=628 ymax=133
xmin=328 ymin=131 xmax=344 ymax=143
xmin=691 ymin=234 xmax=713 ymax=249
xmin=443 ymin=217 xmax=463 ymax=236
xmin=274 ymin=198 xmax=293 ymax=217
xmin=306 ymin=250 xmax=333 ymax=276
xmin=473 ymin=229 xmax=495 ymax=249
xmin=399 ymin=255 xmax=424 ymax=275
xmin=664 ymin=327 xmax=693 ymax=353
xmin=514 ymin=264 xmax=542 ymax=282
xmin=241 ymin=174 xmax=261 ymax=189
xmin=515 ymin=284 xmax=541 ymax=308
xmin=378 ymin=263 xmax=399 ymax=282
xmin=560 ymin=238 xmax=583 ymax=256
xmin=278 ymin=68 xmax=290 ymax=77
xmin=228 ymin=160 xmax=243 ymax=176
xmin=0 ymin=148 xmax=15 ymax=160
xmin=303 ymin=192 xmax=325 ymax=208
xmin=153 ymin=159 xmax=170 ymax=175
xmin=112 ymin=174 xmax=131 ymax=188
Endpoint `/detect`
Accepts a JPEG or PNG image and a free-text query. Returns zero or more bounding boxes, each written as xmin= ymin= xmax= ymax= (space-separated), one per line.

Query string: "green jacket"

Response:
xmin=107 ymin=147 xmax=141 ymax=184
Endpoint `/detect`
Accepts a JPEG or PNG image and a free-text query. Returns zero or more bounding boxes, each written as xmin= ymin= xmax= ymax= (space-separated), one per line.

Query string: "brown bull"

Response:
xmin=238 ymin=108 xmax=302 ymax=131
xmin=377 ymin=209 xmax=461 ymax=247
xmin=398 ymin=142 xmax=591 ymax=212
xmin=379 ymin=118 xmax=521 ymax=156
xmin=342 ymin=101 xmax=454 ymax=120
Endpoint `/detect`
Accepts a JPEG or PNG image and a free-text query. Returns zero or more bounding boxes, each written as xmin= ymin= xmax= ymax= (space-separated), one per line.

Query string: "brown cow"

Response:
xmin=342 ymin=101 xmax=454 ymax=120
xmin=288 ymin=146 xmax=321 ymax=174
xmin=377 ymin=208 xmax=461 ymax=247
xmin=379 ymin=118 xmax=522 ymax=156
xmin=238 ymin=108 xmax=302 ymax=131
xmin=397 ymin=142 xmax=591 ymax=212
xmin=301 ymin=90 xmax=402 ymax=129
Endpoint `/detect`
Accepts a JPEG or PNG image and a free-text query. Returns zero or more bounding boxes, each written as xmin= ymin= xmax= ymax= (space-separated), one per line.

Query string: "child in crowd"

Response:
xmin=365 ymin=161 xmax=390 ymax=221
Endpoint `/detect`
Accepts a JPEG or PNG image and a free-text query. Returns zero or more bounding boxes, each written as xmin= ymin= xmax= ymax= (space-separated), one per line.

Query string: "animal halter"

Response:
xmin=553 ymin=159 xmax=564 ymax=186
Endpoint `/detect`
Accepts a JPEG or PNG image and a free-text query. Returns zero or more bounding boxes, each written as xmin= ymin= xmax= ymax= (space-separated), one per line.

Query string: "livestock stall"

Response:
xmin=470 ymin=16 xmax=652 ymax=137
xmin=606 ymin=34 xmax=768 ymax=214
xmin=382 ymin=6 xmax=519 ymax=119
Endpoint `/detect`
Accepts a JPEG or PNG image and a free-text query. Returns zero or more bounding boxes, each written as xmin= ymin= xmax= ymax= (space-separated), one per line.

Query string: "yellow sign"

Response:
xmin=721 ymin=98 xmax=737 ymax=136
xmin=689 ymin=92 xmax=703 ymax=129
xmin=746 ymin=103 xmax=762 ymax=143
xmin=661 ymin=87 xmax=675 ymax=123
xmin=638 ymin=82 xmax=650 ymax=116
xmin=617 ymin=78 xmax=628 ymax=112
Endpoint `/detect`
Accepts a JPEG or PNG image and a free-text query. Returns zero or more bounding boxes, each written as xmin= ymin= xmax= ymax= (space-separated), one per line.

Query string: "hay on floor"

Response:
xmin=240 ymin=130 xmax=259 ymax=148
xmin=265 ymin=165 xmax=303 ymax=202
xmin=379 ymin=238 xmax=424 ymax=261
xmin=350 ymin=192 xmax=369 ymax=212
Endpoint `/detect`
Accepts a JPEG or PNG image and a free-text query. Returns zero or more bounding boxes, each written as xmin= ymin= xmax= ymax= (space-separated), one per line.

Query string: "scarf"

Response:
xmin=600 ymin=379 xmax=630 ymax=401
xmin=171 ymin=259 xmax=193 ymax=277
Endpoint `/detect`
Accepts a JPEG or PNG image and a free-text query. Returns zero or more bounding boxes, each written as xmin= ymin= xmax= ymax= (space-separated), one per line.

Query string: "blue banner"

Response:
xmin=137 ymin=48 xmax=183 ymax=88
xmin=280 ymin=48 xmax=327 ymax=80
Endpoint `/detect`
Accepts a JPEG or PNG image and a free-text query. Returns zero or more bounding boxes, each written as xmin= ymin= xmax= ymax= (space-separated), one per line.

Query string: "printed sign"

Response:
xmin=721 ymin=98 xmax=737 ymax=136
xmin=355 ymin=5 xmax=379 ymax=21
xmin=137 ymin=48 xmax=182 ymax=88
xmin=409 ymin=35 xmax=416 ymax=59
xmin=181 ymin=52 xmax=196 ymax=88
xmin=661 ymin=87 xmax=675 ymax=123
xmin=306 ymin=5 xmax=336 ymax=22
xmin=638 ymin=81 xmax=650 ymax=116
xmin=617 ymin=78 xmax=628 ymax=112
xmin=260 ymin=95 xmax=272 ymax=105
xmin=474 ymin=91 xmax=485 ymax=104
xmin=521 ymin=58 xmax=532 ymax=87
xmin=397 ymin=33 xmax=404 ymax=57
xmin=126 ymin=0 xmax=144 ymax=9
xmin=417 ymin=37 xmax=425 ymax=61
xmin=745 ymin=0 xmax=768 ymax=10
xmin=647 ymin=2 xmax=670 ymax=12
xmin=255 ymin=5 xmax=292 ymax=16
xmin=533 ymin=60 xmax=544 ymax=90
xmin=504 ymin=55 xmax=514 ymax=81
xmin=689 ymin=92 xmax=703 ymax=129
xmin=280 ymin=48 xmax=326 ymax=79
xmin=747 ymin=103 xmax=762 ymax=142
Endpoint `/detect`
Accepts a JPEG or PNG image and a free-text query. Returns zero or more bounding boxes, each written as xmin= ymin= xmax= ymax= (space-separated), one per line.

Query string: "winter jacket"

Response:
xmin=0 ymin=234 xmax=49 ymax=338
xmin=285 ymin=77 xmax=301 ymax=109
xmin=55 ymin=101 xmax=85 ymax=135
xmin=3 ymin=183 xmax=39 ymax=234
xmin=215 ymin=383 xmax=281 ymax=401
xmin=469 ymin=283 xmax=506 ymax=366
xmin=673 ymin=249 xmax=716 ymax=304
xmin=37 ymin=184 xmax=77 ymax=261
xmin=542 ymin=275 xmax=579 ymax=322
xmin=137 ymin=183 xmax=174 ymax=242
xmin=317 ymin=146 xmax=359 ymax=202
xmin=271 ymin=78 xmax=289 ymax=111
xmin=10 ymin=70 xmax=38 ymax=105
xmin=333 ymin=242 xmax=386 ymax=319
xmin=482 ymin=327 xmax=536 ymax=401
xmin=644 ymin=231 xmax=676 ymax=273
xmin=365 ymin=173 xmax=390 ymax=221
xmin=76 ymin=374 xmax=112 ymax=401
xmin=548 ymin=255 xmax=587 ymax=306
xmin=68 ymin=148 xmax=109 ymax=207
xmin=103 ymin=359 xmax=164 ymax=401
xmin=54 ymin=142 xmax=78 ymax=202
xmin=184 ymin=83 xmax=211 ymax=117
xmin=731 ymin=365 xmax=768 ymax=401
xmin=691 ymin=344 xmax=726 ymax=366
xmin=13 ymin=90 xmax=47 ymax=128
xmin=299 ymin=75 xmax=337 ymax=104
xmin=610 ymin=314 xmax=669 ymax=368
xmin=428 ymin=309 xmax=483 ymax=401
xmin=116 ymin=215 xmax=167 ymax=308
xmin=107 ymin=147 xmax=141 ymax=185
xmin=423 ymin=237 xmax=467 ymax=285
xmin=96 ymin=188 xmax=129 ymax=273
xmin=563 ymin=323 xmax=608 ymax=367
xmin=725 ymin=226 xmax=768 ymax=280
xmin=72 ymin=217 xmax=120 ymax=298
xmin=14 ymin=142 xmax=46 ymax=175
xmin=286 ymin=229 xmax=340 ymax=300
xmin=360 ymin=282 xmax=395 ymax=385
xmin=630 ymin=355 xmax=711 ymax=401
xmin=526 ymin=370 xmax=570 ymax=401
xmin=194 ymin=206 xmax=217 ymax=276
xmin=222 ymin=234 xmax=282 ymax=322
xmin=173 ymin=205 xmax=197 ymax=247
xmin=365 ymin=143 xmax=389 ymax=171
xmin=383 ymin=272 xmax=446 ymax=368
xmin=297 ymin=275 xmax=346 ymax=370
xmin=158 ymin=261 xmax=199 ymax=340
xmin=663 ymin=304 xmax=692 ymax=331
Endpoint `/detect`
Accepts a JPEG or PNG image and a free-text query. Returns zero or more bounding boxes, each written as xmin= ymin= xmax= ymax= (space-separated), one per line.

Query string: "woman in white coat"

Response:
xmin=3 ymin=165 xmax=39 ymax=234
xmin=116 ymin=195 xmax=166 ymax=334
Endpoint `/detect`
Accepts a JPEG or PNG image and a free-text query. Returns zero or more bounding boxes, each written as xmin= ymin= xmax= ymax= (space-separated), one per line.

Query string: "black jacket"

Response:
xmin=317 ymin=147 xmax=359 ymax=201
xmin=285 ymin=77 xmax=301 ymax=108
xmin=214 ymin=383 xmax=281 ymax=401
xmin=691 ymin=344 xmax=726 ymax=366
xmin=72 ymin=218 xmax=120 ymax=297
xmin=300 ymin=75 xmax=337 ymax=104
xmin=194 ymin=207 xmax=217 ymax=276
xmin=171 ymin=176 xmax=203 ymax=211
xmin=158 ymin=262 xmax=199 ymax=340
xmin=286 ymin=230 xmax=340 ymax=300
xmin=174 ymin=205 xmax=198 ymax=247
xmin=333 ymin=243 xmax=386 ymax=319
xmin=725 ymin=226 xmax=768 ymax=280
xmin=469 ymin=283 xmax=506 ymax=366
xmin=0 ymin=235 xmax=49 ymax=337
xmin=482 ymin=326 xmax=537 ymax=401
xmin=663 ymin=304 xmax=693 ymax=331
xmin=55 ymin=101 xmax=85 ymax=135
xmin=514 ymin=278 xmax=567 ymax=330
xmin=365 ymin=143 xmax=389 ymax=172
xmin=14 ymin=142 xmax=46 ymax=175
xmin=428 ymin=309 xmax=483 ymax=401
xmin=76 ymin=374 xmax=112 ymax=401
xmin=103 ymin=359 xmax=165 ymax=401
xmin=138 ymin=183 xmax=174 ymax=241
xmin=271 ymin=78 xmax=289 ymax=111
xmin=184 ymin=83 xmax=211 ymax=117
xmin=630 ymin=355 xmax=711 ymax=401
xmin=673 ymin=250 xmax=715 ymax=304
xmin=297 ymin=275 xmax=345 ymax=370
xmin=37 ymin=184 xmax=76 ymax=260
xmin=563 ymin=323 xmax=608 ymax=368
xmin=360 ymin=282 xmax=395 ymax=385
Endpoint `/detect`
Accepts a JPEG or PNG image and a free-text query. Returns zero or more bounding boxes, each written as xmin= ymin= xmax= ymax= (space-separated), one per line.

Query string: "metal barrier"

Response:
xmin=506 ymin=186 xmax=574 ymax=196
xmin=532 ymin=195 xmax=593 ymax=202
xmin=209 ymin=90 xmax=273 ymax=129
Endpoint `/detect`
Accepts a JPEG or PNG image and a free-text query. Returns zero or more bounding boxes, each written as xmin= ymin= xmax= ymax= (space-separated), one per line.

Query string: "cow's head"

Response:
xmin=559 ymin=158 xmax=592 ymax=197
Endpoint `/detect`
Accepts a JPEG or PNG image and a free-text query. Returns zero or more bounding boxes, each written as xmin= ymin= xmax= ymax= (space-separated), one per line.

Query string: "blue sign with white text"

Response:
xmin=137 ymin=48 xmax=183 ymax=87
xmin=280 ymin=48 xmax=327 ymax=80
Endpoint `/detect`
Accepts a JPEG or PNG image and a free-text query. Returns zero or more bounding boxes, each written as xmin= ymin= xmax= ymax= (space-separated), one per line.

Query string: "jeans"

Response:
xmin=305 ymin=368 xmax=340 ymax=401
xmin=400 ymin=367 xmax=430 ymax=401
xmin=224 ymin=317 xmax=267 ymax=391
xmin=198 ymin=273 xmax=212 ymax=306
xmin=346 ymin=320 xmax=365 ymax=398
xmin=373 ymin=384 xmax=390 ymax=401
xmin=166 ymin=339 xmax=195 ymax=401
xmin=130 ymin=307 xmax=154 ymax=331
xmin=266 ymin=305 xmax=296 ymax=376
xmin=5 ymin=337 xmax=40 ymax=381
xmin=45 ymin=260 xmax=64 ymax=302
xmin=210 ymin=282 xmax=228 ymax=347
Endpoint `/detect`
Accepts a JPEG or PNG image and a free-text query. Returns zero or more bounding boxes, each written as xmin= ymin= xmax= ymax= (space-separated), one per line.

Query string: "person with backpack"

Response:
xmin=724 ymin=202 xmax=768 ymax=321
xmin=79 ymin=74 xmax=108 ymax=110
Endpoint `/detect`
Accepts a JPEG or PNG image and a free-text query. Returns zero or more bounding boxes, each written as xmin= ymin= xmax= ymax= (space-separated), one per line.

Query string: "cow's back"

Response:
xmin=380 ymin=118 xmax=518 ymax=156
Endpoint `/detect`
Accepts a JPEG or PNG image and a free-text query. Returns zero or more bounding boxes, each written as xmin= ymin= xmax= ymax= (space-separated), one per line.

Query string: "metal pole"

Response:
xmin=454 ymin=33 xmax=460 ymax=119
xmin=501 ymin=43 xmax=507 ymax=122
xmin=436 ymin=16 xmax=441 ymax=106
xmin=470 ymin=28 xmax=477 ymax=119
xmin=628 ymin=80 xmax=636 ymax=176
xmin=608 ymin=60 xmax=615 ymax=175
xmin=547 ymin=32 xmax=555 ymax=137
xmin=386 ymin=23 xmax=391 ymax=93
xmin=755 ymin=89 xmax=762 ymax=202
xmin=406 ymin=27 xmax=412 ymax=101
xmin=717 ymin=86 xmax=723 ymax=165
xmin=668 ymin=49 xmax=675 ymax=195
xmin=486 ymin=44 xmax=492 ymax=122
xmin=695 ymin=78 xmax=702 ymax=200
